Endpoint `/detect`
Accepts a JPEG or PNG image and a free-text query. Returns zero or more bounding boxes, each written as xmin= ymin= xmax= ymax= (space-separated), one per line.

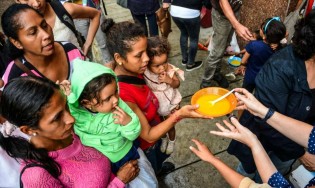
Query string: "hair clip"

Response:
xmin=264 ymin=17 xmax=281 ymax=33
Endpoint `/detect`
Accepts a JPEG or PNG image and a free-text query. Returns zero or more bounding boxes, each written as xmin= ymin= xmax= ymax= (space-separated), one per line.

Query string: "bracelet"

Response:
xmin=262 ymin=108 xmax=275 ymax=122
xmin=170 ymin=112 xmax=182 ymax=123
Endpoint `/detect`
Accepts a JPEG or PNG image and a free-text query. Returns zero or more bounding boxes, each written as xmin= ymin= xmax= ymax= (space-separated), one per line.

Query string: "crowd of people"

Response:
xmin=0 ymin=0 xmax=315 ymax=187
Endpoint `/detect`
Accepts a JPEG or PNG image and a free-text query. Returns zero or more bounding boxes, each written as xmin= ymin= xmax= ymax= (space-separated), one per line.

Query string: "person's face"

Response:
xmin=10 ymin=9 xmax=54 ymax=57
xmin=36 ymin=91 xmax=74 ymax=142
xmin=121 ymin=37 xmax=149 ymax=75
xmin=16 ymin=0 xmax=47 ymax=14
xmin=148 ymin=53 xmax=168 ymax=75
xmin=86 ymin=80 xmax=119 ymax=114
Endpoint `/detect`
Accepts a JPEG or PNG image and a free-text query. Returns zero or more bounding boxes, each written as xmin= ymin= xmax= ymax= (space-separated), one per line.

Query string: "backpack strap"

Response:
xmin=49 ymin=0 xmax=85 ymax=48
xmin=14 ymin=58 xmax=36 ymax=76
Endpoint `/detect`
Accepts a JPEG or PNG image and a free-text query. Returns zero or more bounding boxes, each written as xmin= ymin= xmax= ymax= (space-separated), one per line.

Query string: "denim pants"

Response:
xmin=131 ymin=13 xmax=159 ymax=37
xmin=172 ymin=16 xmax=200 ymax=66
xmin=202 ymin=8 xmax=239 ymax=81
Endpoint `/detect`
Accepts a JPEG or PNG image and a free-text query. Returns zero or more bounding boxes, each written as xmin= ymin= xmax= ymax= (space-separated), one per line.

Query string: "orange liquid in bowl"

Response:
xmin=196 ymin=94 xmax=231 ymax=117
xmin=230 ymin=60 xmax=241 ymax=66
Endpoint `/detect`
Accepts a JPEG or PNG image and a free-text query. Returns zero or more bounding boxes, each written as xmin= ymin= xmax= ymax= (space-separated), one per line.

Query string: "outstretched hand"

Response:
xmin=178 ymin=104 xmax=212 ymax=119
xmin=189 ymin=139 xmax=216 ymax=163
xmin=234 ymin=88 xmax=268 ymax=118
xmin=234 ymin=23 xmax=254 ymax=41
xmin=210 ymin=117 xmax=259 ymax=148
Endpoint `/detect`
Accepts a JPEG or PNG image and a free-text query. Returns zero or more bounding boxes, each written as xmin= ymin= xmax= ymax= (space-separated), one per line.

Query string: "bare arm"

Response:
xmin=241 ymin=51 xmax=250 ymax=65
xmin=190 ymin=139 xmax=244 ymax=188
xmin=64 ymin=3 xmax=101 ymax=55
xmin=234 ymin=88 xmax=312 ymax=148
xmin=219 ymin=0 xmax=253 ymax=41
xmin=126 ymin=102 xmax=206 ymax=143
xmin=210 ymin=118 xmax=278 ymax=183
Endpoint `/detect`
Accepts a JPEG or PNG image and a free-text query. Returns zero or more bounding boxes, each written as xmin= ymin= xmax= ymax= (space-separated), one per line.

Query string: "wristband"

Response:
xmin=170 ymin=112 xmax=182 ymax=123
xmin=262 ymin=108 xmax=275 ymax=122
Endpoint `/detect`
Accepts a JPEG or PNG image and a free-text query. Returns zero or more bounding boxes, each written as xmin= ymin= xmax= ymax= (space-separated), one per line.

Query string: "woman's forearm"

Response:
xmin=208 ymin=158 xmax=244 ymax=188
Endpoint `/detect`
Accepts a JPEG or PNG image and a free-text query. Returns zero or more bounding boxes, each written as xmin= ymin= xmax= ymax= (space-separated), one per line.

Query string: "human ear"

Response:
xmin=80 ymin=99 xmax=93 ymax=109
xmin=9 ymin=37 xmax=23 ymax=50
xmin=114 ymin=53 xmax=125 ymax=65
xmin=20 ymin=125 xmax=37 ymax=136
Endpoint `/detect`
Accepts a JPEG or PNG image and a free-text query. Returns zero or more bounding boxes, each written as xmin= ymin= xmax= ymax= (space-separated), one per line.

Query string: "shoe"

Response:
xmin=198 ymin=43 xmax=208 ymax=51
xmin=225 ymin=72 xmax=236 ymax=81
xmin=160 ymin=137 xmax=168 ymax=153
xmin=213 ymin=73 xmax=229 ymax=88
xmin=200 ymin=80 xmax=212 ymax=89
xmin=158 ymin=162 xmax=175 ymax=176
xmin=186 ymin=61 xmax=203 ymax=72
xmin=181 ymin=60 xmax=187 ymax=66
xmin=165 ymin=139 xmax=175 ymax=155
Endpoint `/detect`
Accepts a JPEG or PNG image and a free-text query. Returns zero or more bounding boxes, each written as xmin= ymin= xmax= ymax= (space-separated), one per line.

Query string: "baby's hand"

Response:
xmin=158 ymin=72 xmax=172 ymax=84
xmin=56 ymin=80 xmax=71 ymax=96
xmin=113 ymin=106 xmax=131 ymax=126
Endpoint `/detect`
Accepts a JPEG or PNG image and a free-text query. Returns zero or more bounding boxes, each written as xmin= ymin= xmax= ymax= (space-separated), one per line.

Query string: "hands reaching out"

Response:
xmin=234 ymin=23 xmax=254 ymax=41
xmin=189 ymin=139 xmax=216 ymax=163
xmin=113 ymin=106 xmax=132 ymax=126
xmin=234 ymin=88 xmax=268 ymax=119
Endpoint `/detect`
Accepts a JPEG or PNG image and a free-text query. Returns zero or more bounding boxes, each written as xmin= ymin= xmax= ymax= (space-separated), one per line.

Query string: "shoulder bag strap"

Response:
xmin=14 ymin=58 xmax=36 ymax=76
xmin=49 ymin=1 xmax=84 ymax=48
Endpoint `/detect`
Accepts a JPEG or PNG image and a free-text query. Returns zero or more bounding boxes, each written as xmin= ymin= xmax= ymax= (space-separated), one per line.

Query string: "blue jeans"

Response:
xmin=131 ymin=13 xmax=159 ymax=37
xmin=172 ymin=16 xmax=200 ymax=66
xmin=143 ymin=139 xmax=170 ymax=173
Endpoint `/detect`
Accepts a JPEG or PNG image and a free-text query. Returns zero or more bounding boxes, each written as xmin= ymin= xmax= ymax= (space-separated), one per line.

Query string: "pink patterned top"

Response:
xmin=21 ymin=135 xmax=125 ymax=188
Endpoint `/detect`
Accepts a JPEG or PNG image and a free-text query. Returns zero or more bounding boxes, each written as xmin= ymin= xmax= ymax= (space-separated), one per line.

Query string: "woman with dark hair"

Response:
xmin=101 ymin=19 xmax=208 ymax=174
xmin=15 ymin=0 xmax=100 ymax=55
xmin=1 ymin=4 xmax=83 ymax=85
xmin=228 ymin=10 xmax=315 ymax=180
xmin=0 ymin=76 xmax=139 ymax=187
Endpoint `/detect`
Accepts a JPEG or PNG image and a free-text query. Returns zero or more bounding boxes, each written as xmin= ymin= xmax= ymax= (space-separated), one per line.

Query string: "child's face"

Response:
xmin=90 ymin=80 xmax=119 ymax=113
xmin=148 ymin=53 xmax=168 ymax=75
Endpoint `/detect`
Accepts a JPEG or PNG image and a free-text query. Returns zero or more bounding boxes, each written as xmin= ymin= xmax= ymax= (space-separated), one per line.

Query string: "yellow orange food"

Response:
xmin=230 ymin=60 xmax=241 ymax=66
xmin=196 ymin=94 xmax=231 ymax=117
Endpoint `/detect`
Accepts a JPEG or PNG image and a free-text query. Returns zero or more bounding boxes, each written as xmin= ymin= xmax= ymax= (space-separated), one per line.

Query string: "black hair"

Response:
xmin=292 ymin=10 xmax=315 ymax=60
xmin=147 ymin=36 xmax=171 ymax=62
xmin=253 ymin=29 xmax=262 ymax=41
xmin=0 ymin=76 xmax=61 ymax=178
xmin=101 ymin=18 xmax=146 ymax=60
xmin=79 ymin=73 xmax=116 ymax=106
xmin=261 ymin=17 xmax=286 ymax=48
xmin=1 ymin=4 xmax=43 ymax=60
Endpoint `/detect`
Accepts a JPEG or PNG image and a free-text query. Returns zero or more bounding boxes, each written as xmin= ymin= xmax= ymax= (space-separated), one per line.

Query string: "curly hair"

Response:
xmin=292 ymin=10 xmax=315 ymax=60
xmin=147 ymin=36 xmax=171 ymax=61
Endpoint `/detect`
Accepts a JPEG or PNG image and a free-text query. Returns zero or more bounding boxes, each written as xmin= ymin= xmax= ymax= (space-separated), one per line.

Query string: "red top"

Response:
xmin=118 ymin=76 xmax=161 ymax=150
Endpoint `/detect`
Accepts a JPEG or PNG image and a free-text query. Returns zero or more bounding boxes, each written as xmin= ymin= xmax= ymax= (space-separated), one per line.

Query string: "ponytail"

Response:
xmin=0 ymin=132 xmax=61 ymax=178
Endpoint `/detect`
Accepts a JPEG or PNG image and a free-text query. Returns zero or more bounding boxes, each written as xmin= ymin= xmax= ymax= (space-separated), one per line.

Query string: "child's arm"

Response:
xmin=158 ymin=64 xmax=180 ymax=88
xmin=114 ymin=101 xmax=141 ymax=141
xmin=159 ymin=72 xmax=180 ymax=88
xmin=240 ymin=51 xmax=250 ymax=66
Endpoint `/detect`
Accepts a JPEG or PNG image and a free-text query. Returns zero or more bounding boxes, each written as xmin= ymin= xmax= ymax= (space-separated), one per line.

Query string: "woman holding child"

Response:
xmin=0 ymin=76 xmax=138 ymax=187
xmin=101 ymin=19 xmax=207 ymax=174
